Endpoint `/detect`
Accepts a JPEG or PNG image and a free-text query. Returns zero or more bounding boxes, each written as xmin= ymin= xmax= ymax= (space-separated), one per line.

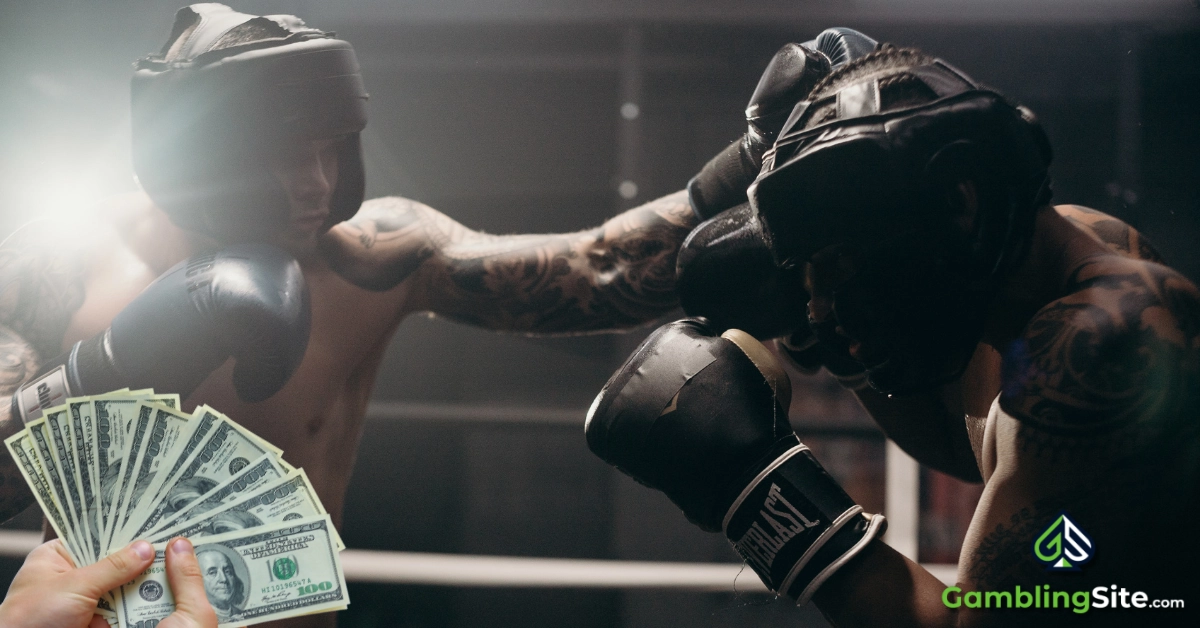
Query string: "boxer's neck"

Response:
xmin=981 ymin=204 xmax=1111 ymax=350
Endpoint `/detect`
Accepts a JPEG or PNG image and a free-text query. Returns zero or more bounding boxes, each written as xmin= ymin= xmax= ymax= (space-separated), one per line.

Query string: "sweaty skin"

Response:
xmin=0 ymin=168 xmax=695 ymax=628
xmin=807 ymin=204 xmax=1200 ymax=627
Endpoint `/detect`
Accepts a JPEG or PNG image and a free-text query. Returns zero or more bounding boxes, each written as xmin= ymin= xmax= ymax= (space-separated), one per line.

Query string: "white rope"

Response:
xmin=0 ymin=530 xmax=764 ymax=590
xmin=0 ymin=530 xmax=957 ymax=589
xmin=0 ymin=530 xmax=40 ymax=558
xmin=339 ymin=550 xmax=770 ymax=590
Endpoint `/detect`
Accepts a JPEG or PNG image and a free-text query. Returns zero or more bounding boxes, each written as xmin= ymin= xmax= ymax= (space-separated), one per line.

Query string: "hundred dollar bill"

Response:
xmin=69 ymin=396 xmax=122 ymax=612
xmin=134 ymin=404 xmax=286 ymax=532
xmin=25 ymin=416 xmax=87 ymax=559
xmin=127 ymin=414 xmax=284 ymax=541
xmin=118 ymin=516 xmax=349 ymax=627
xmin=94 ymin=393 xmax=178 ymax=544
xmin=3 ymin=431 xmax=79 ymax=563
xmin=110 ymin=403 xmax=193 ymax=546
xmin=153 ymin=469 xmax=343 ymax=550
xmin=66 ymin=398 xmax=104 ymax=559
xmin=199 ymin=405 xmax=284 ymax=457
xmin=135 ymin=454 xmax=287 ymax=542
xmin=43 ymin=405 xmax=100 ymax=561
xmin=149 ymin=406 xmax=286 ymax=506
xmin=136 ymin=406 xmax=223 ymax=520
xmin=104 ymin=403 xmax=158 ymax=549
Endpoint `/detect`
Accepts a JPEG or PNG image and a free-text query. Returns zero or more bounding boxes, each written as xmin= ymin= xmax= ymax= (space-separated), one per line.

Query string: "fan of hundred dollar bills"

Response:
xmin=4 ymin=389 xmax=348 ymax=627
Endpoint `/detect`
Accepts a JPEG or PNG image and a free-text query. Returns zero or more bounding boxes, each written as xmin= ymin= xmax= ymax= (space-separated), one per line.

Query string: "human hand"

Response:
xmin=157 ymin=537 xmax=220 ymax=628
xmin=0 ymin=537 xmax=218 ymax=628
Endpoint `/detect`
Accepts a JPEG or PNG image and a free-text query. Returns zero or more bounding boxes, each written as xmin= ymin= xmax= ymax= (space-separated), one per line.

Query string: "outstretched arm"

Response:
xmin=320 ymin=191 xmax=699 ymax=334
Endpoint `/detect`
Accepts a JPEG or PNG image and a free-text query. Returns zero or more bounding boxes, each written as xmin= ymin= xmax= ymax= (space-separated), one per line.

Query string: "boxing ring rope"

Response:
xmin=0 ymin=403 xmax=955 ymax=589
xmin=0 ymin=529 xmax=957 ymax=590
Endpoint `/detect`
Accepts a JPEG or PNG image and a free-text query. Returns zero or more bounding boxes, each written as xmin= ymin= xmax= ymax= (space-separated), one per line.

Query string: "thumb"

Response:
xmin=164 ymin=537 xmax=219 ymax=627
xmin=721 ymin=328 xmax=792 ymax=409
xmin=67 ymin=541 xmax=155 ymax=599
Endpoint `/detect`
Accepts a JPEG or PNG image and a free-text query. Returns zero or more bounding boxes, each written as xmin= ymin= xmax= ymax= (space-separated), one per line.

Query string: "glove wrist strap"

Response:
xmin=722 ymin=443 xmax=886 ymax=605
xmin=12 ymin=363 xmax=73 ymax=424
xmin=12 ymin=332 xmax=127 ymax=424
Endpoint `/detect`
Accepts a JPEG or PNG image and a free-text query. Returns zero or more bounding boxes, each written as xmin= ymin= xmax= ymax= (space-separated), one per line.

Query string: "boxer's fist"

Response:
xmin=14 ymin=244 xmax=310 ymax=421
xmin=586 ymin=318 xmax=795 ymax=531
xmin=803 ymin=27 xmax=880 ymax=69
xmin=675 ymin=208 xmax=871 ymax=381
xmin=675 ymin=204 xmax=809 ymax=339
xmin=687 ymin=28 xmax=879 ymax=220
xmin=586 ymin=318 xmax=885 ymax=603
xmin=687 ymin=44 xmax=830 ymax=220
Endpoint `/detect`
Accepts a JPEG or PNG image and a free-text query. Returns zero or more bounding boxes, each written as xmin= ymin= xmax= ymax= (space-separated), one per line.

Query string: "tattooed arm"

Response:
xmin=807 ymin=258 xmax=1200 ymax=628
xmin=320 ymin=191 xmax=699 ymax=333
xmin=948 ymin=258 xmax=1200 ymax=626
xmin=0 ymin=225 xmax=89 ymax=522
xmin=850 ymin=207 xmax=1168 ymax=485
xmin=0 ymin=325 xmax=39 ymax=521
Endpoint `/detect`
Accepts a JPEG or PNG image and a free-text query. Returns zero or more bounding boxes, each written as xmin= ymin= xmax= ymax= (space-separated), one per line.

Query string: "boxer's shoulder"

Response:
xmin=1000 ymin=253 xmax=1200 ymax=436
xmin=1054 ymin=203 xmax=1164 ymax=263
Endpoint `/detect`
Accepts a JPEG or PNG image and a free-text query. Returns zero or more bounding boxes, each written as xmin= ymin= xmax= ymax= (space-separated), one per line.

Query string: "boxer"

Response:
xmin=592 ymin=46 xmax=1198 ymax=626
xmin=0 ymin=6 xmax=867 ymax=626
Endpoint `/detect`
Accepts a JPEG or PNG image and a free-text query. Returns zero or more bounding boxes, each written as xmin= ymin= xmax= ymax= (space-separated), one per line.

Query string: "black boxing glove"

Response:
xmin=676 ymin=203 xmax=809 ymax=339
xmin=586 ymin=318 xmax=885 ymax=604
xmin=675 ymin=204 xmax=870 ymax=381
xmin=687 ymin=43 xmax=831 ymax=220
xmin=687 ymin=28 xmax=880 ymax=221
xmin=802 ymin=27 xmax=879 ymax=69
xmin=12 ymin=243 xmax=310 ymax=422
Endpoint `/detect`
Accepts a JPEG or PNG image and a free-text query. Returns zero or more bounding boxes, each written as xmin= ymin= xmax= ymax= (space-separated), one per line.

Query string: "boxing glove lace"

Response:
xmin=687 ymin=28 xmax=880 ymax=220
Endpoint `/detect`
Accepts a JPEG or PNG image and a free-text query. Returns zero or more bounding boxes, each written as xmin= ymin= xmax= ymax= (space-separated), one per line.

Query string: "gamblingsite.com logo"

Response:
xmin=941 ymin=513 xmax=1186 ymax=614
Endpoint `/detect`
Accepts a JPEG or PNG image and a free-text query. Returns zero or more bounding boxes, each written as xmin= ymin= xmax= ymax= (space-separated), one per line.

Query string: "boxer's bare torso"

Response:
xmin=0 ymin=188 xmax=695 ymax=627
xmin=815 ymin=205 xmax=1200 ymax=626
xmin=852 ymin=204 xmax=1174 ymax=483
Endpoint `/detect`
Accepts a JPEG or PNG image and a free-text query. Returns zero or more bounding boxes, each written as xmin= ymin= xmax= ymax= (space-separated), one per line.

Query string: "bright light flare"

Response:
xmin=1 ymin=164 xmax=110 ymax=252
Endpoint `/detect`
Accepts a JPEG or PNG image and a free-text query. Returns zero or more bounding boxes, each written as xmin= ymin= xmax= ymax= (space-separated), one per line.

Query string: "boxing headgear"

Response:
xmin=749 ymin=53 xmax=1053 ymax=394
xmin=131 ymin=3 xmax=368 ymax=241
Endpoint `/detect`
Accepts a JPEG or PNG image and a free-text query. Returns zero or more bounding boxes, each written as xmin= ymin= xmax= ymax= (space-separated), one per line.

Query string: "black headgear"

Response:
xmin=131 ymin=3 xmax=368 ymax=241
xmin=749 ymin=56 xmax=1052 ymax=394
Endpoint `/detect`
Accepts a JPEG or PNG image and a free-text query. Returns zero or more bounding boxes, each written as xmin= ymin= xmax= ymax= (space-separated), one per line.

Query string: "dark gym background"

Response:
xmin=1 ymin=1 xmax=1197 ymax=627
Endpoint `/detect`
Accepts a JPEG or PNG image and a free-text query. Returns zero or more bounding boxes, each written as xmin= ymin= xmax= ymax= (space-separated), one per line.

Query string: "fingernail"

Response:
xmin=170 ymin=537 xmax=193 ymax=556
xmin=132 ymin=541 xmax=154 ymax=561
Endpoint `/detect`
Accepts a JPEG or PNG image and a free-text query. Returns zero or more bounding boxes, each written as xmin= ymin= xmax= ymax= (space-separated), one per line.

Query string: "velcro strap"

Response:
xmin=14 ymin=364 xmax=72 ymax=424
xmin=723 ymin=444 xmax=868 ymax=597
xmin=836 ymin=80 xmax=880 ymax=119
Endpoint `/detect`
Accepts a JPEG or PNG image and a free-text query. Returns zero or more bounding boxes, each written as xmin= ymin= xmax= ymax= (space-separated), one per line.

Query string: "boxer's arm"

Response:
xmin=323 ymin=191 xmax=698 ymax=333
xmin=0 ymin=228 xmax=88 ymax=522
xmin=0 ymin=324 xmax=40 ymax=521
xmin=815 ymin=259 xmax=1200 ymax=628
xmin=828 ymin=206 xmax=1161 ymax=484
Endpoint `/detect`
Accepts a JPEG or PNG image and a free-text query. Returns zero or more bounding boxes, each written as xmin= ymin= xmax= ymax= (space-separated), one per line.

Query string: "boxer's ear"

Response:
xmin=924 ymin=140 xmax=985 ymax=237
